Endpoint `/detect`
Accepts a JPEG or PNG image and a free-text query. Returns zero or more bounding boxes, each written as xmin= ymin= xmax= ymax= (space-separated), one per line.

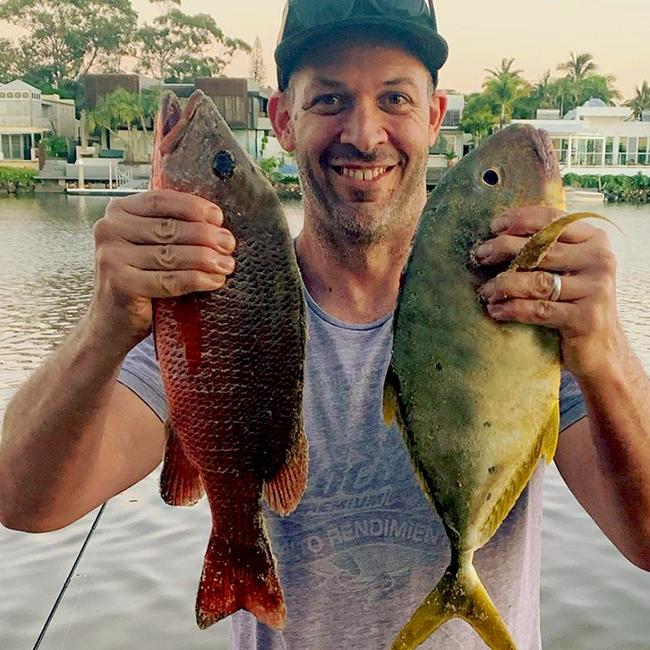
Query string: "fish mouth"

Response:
xmin=157 ymin=90 xmax=209 ymax=157
xmin=531 ymin=129 xmax=558 ymax=177
xmin=531 ymin=128 xmax=566 ymax=209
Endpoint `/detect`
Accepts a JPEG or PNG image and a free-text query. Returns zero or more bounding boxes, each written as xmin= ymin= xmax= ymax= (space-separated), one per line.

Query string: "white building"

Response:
xmin=513 ymin=99 xmax=650 ymax=176
xmin=0 ymin=80 xmax=78 ymax=166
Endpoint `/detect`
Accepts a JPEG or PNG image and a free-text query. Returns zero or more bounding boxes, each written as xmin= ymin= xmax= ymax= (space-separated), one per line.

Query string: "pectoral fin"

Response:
xmin=383 ymin=363 xmax=400 ymax=427
xmin=542 ymin=398 xmax=560 ymax=464
xmin=264 ymin=429 xmax=309 ymax=516
xmin=160 ymin=422 xmax=205 ymax=506
xmin=511 ymin=212 xmax=617 ymax=271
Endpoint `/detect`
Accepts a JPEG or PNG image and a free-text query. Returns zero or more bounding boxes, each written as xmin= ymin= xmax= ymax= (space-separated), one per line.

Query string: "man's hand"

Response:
xmin=90 ymin=189 xmax=237 ymax=351
xmin=476 ymin=206 xmax=624 ymax=379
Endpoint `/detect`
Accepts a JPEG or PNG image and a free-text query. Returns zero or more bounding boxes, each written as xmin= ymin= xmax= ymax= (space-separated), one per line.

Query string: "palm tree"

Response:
xmin=533 ymin=70 xmax=556 ymax=108
xmin=485 ymin=58 xmax=524 ymax=83
xmin=557 ymin=52 xmax=597 ymax=83
xmin=625 ymin=81 xmax=650 ymax=120
xmin=482 ymin=58 xmax=530 ymax=128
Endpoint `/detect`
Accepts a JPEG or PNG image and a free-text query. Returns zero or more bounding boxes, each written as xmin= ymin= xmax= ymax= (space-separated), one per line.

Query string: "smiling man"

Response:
xmin=1 ymin=1 xmax=649 ymax=649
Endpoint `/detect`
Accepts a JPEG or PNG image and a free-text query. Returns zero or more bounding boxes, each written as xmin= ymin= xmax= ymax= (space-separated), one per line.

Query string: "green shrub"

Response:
xmin=42 ymin=135 xmax=69 ymax=159
xmin=563 ymin=172 xmax=650 ymax=203
xmin=0 ymin=166 xmax=38 ymax=191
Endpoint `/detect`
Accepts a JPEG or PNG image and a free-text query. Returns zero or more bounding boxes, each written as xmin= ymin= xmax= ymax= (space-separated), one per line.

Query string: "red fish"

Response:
xmin=151 ymin=90 xmax=307 ymax=631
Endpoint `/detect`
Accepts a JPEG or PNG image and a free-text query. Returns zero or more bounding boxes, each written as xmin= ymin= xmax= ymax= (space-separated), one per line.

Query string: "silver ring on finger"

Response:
xmin=549 ymin=273 xmax=562 ymax=302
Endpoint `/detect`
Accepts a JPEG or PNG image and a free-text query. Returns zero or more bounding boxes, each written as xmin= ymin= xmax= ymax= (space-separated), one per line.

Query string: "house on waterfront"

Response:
xmin=513 ymin=99 xmax=650 ymax=177
xmin=0 ymin=80 xmax=78 ymax=168
xmin=83 ymin=74 xmax=274 ymax=162
xmin=427 ymin=91 xmax=471 ymax=186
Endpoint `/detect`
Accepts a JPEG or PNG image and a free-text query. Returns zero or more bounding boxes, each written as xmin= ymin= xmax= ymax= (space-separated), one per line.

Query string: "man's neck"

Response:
xmin=295 ymin=218 xmax=419 ymax=325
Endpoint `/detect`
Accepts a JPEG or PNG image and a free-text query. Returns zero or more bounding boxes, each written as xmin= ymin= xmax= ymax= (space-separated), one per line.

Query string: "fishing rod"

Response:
xmin=32 ymin=502 xmax=107 ymax=650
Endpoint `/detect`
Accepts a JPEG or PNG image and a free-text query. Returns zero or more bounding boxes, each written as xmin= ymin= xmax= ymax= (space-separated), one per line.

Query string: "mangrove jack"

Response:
xmin=151 ymin=90 xmax=308 ymax=631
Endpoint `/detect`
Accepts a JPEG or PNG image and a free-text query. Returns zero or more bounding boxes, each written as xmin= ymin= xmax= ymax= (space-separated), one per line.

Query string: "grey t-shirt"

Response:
xmin=118 ymin=289 xmax=587 ymax=650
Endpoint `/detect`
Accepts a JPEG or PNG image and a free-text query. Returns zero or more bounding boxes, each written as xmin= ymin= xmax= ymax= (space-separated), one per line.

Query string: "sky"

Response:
xmin=1 ymin=0 xmax=648 ymax=100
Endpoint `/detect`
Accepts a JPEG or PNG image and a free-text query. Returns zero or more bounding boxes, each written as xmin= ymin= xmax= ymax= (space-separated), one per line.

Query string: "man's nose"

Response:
xmin=339 ymin=100 xmax=388 ymax=153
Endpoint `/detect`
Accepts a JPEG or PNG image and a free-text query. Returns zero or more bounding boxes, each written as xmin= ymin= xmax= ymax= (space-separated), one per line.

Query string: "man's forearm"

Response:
xmin=0 ymin=312 xmax=132 ymax=532
xmin=575 ymin=339 xmax=650 ymax=567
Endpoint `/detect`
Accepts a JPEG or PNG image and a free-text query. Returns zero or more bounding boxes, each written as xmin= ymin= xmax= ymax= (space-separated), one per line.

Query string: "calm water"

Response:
xmin=0 ymin=194 xmax=648 ymax=650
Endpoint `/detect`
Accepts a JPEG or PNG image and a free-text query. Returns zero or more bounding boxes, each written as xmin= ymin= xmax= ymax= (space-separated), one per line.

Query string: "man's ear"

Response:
xmin=429 ymin=89 xmax=448 ymax=147
xmin=269 ymin=91 xmax=296 ymax=152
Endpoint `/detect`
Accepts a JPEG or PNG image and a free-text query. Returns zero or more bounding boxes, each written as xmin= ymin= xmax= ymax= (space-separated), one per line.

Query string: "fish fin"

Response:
xmin=392 ymin=556 xmax=517 ymax=650
xmin=542 ymin=399 xmax=560 ymax=464
xmin=160 ymin=422 xmax=205 ymax=506
xmin=383 ymin=363 xmax=400 ymax=427
xmin=478 ymin=400 xmax=560 ymax=546
xmin=264 ymin=429 xmax=309 ymax=516
xmin=196 ymin=528 xmax=286 ymax=631
xmin=172 ymin=295 xmax=203 ymax=375
xmin=510 ymin=212 xmax=618 ymax=271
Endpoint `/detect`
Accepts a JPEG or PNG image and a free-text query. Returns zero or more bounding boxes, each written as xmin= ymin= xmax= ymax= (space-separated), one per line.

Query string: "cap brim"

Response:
xmin=275 ymin=17 xmax=448 ymax=89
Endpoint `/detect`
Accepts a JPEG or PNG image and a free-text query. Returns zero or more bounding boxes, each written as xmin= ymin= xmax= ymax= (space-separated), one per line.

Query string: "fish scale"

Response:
xmin=151 ymin=90 xmax=308 ymax=631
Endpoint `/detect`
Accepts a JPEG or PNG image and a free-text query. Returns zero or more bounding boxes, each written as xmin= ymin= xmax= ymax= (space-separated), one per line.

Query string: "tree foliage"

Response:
xmin=0 ymin=0 xmax=138 ymax=88
xmin=557 ymin=52 xmax=598 ymax=83
xmin=249 ymin=36 xmax=266 ymax=86
xmin=625 ymin=82 xmax=650 ymax=120
xmin=460 ymin=93 xmax=499 ymax=143
xmin=88 ymin=87 xmax=160 ymax=162
xmin=0 ymin=38 xmax=20 ymax=83
xmin=482 ymin=58 xmax=531 ymax=127
xmin=553 ymin=52 xmax=620 ymax=113
xmin=136 ymin=0 xmax=250 ymax=83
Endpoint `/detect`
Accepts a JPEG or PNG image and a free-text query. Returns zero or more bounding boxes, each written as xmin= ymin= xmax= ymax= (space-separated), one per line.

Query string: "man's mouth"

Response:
xmin=331 ymin=165 xmax=396 ymax=182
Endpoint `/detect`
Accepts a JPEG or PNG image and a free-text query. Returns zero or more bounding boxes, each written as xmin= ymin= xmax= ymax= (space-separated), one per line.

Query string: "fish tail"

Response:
xmin=160 ymin=423 xmax=204 ymax=506
xmin=392 ymin=554 xmax=517 ymax=650
xmin=264 ymin=428 xmax=309 ymax=516
xmin=196 ymin=527 xmax=286 ymax=631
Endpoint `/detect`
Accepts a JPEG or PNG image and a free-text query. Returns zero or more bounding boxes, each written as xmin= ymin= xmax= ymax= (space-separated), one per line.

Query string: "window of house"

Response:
xmin=443 ymin=110 xmax=461 ymax=127
xmin=638 ymin=137 xmax=649 ymax=165
xmin=605 ymin=138 xmax=614 ymax=165
xmin=552 ymin=138 xmax=569 ymax=164
xmin=1 ymin=135 xmax=10 ymax=159
xmin=0 ymin=134 xmax=22 ymax=159
xmin=21 ymin=92 xmax=29 ymax=98
xmin=10 ymin=134 xmax=22 ymax=159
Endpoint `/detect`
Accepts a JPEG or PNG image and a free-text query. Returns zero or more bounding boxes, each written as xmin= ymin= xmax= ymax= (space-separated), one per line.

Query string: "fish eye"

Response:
xmin=481 ymin=169 xmax=501 ymax=187
xmin=213 ymin=150 xmax=236 ymax=179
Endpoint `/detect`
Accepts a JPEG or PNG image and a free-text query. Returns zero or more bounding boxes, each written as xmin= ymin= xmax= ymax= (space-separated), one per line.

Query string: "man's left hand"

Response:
xmin=476 ymin=206 xmax=625 ymax=380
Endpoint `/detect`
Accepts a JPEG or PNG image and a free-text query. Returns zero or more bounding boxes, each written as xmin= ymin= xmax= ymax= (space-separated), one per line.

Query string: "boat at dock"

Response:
xmin=564 ymin=187 xmax=606 ymax=203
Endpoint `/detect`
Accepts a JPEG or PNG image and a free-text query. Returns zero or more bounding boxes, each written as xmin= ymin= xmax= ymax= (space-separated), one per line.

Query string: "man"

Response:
xmin=1 ymin=0 xmax=649 ymax=648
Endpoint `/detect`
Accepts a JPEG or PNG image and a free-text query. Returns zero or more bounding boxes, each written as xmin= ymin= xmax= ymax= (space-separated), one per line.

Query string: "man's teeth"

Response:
xmin=339 ymin=167 xmax=388 ymax=181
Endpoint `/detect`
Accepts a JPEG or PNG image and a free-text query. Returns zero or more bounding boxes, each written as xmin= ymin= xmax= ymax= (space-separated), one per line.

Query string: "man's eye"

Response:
xmin=317 ymin=95 xmax=341 ymax=106
xmin=383 ymin=93 xmax=411 ymax=108
xmin=304 ymin=94 xmax=347 ymax=115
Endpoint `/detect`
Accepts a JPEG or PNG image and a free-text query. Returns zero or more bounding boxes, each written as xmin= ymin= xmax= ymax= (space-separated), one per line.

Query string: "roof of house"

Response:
xmin=0 ymin=79 xmax=41 ymax=93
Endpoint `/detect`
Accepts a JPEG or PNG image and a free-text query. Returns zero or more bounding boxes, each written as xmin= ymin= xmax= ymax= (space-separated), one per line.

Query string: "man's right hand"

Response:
xmin=90 ymin=189 xmax=237 ymax=349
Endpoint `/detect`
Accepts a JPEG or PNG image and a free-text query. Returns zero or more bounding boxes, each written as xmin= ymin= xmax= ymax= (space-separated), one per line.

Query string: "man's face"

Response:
xmin=271 ymin=40 xmax=447 ymax=246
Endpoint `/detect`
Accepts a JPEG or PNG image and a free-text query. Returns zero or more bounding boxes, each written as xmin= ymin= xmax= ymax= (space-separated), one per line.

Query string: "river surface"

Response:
xmin=0 ymin=194 xmax=648 ymax=650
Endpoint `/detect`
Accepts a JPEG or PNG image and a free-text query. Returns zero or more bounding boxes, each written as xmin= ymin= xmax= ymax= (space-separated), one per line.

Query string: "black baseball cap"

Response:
xmin=275 ymin=0 xmax=449 ymax=91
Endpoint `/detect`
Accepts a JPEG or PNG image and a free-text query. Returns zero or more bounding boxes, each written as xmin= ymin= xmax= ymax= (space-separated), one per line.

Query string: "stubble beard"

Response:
xmin=295 ymin=147 xmax=428 ymax=252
